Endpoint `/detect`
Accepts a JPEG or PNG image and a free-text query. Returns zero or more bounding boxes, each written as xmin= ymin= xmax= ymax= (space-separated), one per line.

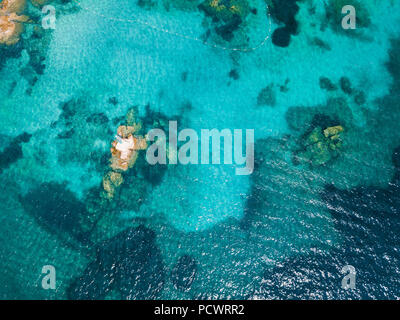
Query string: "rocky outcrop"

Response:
xmin=0 ymin=0 xmax=30 ymax=46
xmin=109 ymin=125 xmax=146 ymax=172
xmin=102 ymin=171 xmax=124 ymax=199
xmin=295 ymin=125 xmax=344 ymax=166
xmin=1 ymin=0 xmax=26 ymax=13
xmin=102 ymin=108 xmax=147 ymax=199
xmin=0 ymin=0 xmax=56 ymax=46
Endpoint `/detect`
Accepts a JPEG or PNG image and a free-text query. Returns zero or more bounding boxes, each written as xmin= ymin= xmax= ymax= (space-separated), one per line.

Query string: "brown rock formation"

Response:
xmin=2 ymin=0 xmax=27 ymax=13
xmin=102 ymin=109 xmax=148 ymax=199
xmin=0 ymin=0 xmax=29 ymax=45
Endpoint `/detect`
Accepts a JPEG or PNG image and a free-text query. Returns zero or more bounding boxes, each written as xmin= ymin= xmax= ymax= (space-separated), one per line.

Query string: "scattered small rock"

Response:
xmin=319 ymin=77 xmax=337 ymax=91
xmin=257 ymin=84 xmax=276 ymax=106
xmin=228 ymin=69 xmax=239 ymax=80
xmin=340 ymin=77 xmax=353 ymax=95
xmin=108 ymin=97 xmax=118 ymax=105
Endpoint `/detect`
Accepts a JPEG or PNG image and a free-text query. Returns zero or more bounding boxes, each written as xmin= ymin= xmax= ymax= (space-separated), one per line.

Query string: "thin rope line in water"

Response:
xmin=71 ymin=0 xmax=271 ymax=52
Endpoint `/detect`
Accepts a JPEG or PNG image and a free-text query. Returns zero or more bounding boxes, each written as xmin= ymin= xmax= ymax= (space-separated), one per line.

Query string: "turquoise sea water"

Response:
xmin=0 ymin=0 xmax=400 ymax=299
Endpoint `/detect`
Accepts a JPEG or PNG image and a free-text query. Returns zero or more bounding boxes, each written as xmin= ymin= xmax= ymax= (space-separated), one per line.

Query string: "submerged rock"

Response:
xmin=340 ymin=76 xmax=353 ymax=95
xmin=257 ymin=84 xmax=276 ymax=106
xmin=319 ymin=77 xmax=337 ymax=91
xmin=198 ymin=0 xmax=249 ymax=23
xmin=295 ymin=125 xmax=344 ymax=166
xmin=0 ymin=132 xmax=31 ymax=174
xmin=198 ymin=0 xmax=250 ymax=41
xmin=354 ymin=90 xmax=366 ymax=106
xmin=228 ymin=69 xmax=239 ymax=80
xmin=271 ymin=26 xmax=292 ymax=48
xmin=269 ymin=0 xmax=300 ymax=47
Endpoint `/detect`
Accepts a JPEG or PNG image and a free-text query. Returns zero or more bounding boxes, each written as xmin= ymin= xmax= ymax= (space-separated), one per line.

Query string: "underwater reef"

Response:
xmin=268 ymin=0 xmax=300 ymax=47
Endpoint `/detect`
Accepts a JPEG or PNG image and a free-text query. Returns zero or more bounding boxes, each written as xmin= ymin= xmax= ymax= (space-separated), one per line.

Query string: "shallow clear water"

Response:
xmin=0 ymin=0 xmax=400 ymax=299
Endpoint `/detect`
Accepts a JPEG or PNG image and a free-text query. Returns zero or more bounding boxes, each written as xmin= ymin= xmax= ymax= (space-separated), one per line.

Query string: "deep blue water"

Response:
xmin=0 ymin=0 xmax=400 ymax=299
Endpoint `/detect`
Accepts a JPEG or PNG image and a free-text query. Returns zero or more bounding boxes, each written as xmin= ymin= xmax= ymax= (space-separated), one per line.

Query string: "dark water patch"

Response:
xmin=240 ymin=136 xmax=306 ymax=232
xmin=257 ymin=246 xmax=399 ymax=299
xmin=0 ymin=42 xmax=23 ymax=72
xmin=57 ymin=128 xmax=75 ymax=139
xmin=112 ymin=115 xmax=125 ymax=126
xmin=279 ymin=78 xmax=290 ymax=92
xmin=392 ymin=146 xmax=400 ymax=169
xmin=363 ymin=38 xmax=400 ymax=150
xmin=171 ymin=255 xmax=197 ymax=292
xmin=19 ymin=182 xmax=90 ymax=243
xmin=54 ymin=96 xmax=114 ymax=167
xmin=258 ymin=189 xmax=400 ymax=299
xmin=214 ymin=15 xmax=242 ymax=42
xmin=136 ymin=151 xmax=167 ymax=186
xmin=59 ymin=98 xmax=79 ymax=120
xmin=139 ymin=104 xmax=183 ymax=186
xmin=256 ymin=147 xmax=400 ymax=299
xmin=285 ymin=97 xmax=353 ymax=133
xmin=0 ymin=132 xmax=32 ymax=174
xmin=386 ymin=39 xmax=400 ymax=92
xmin=137 ymin=0 xmax=156 ymax=10
xmin=67 ymin=226 xmax=165 ymax=299
xmin=115 ymin=167 xmax=148 ymax=213
xmin=181 ymin=71 xmax=188 ymax=82
xmin=180 ymin=100 xmax=193 ymax=114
